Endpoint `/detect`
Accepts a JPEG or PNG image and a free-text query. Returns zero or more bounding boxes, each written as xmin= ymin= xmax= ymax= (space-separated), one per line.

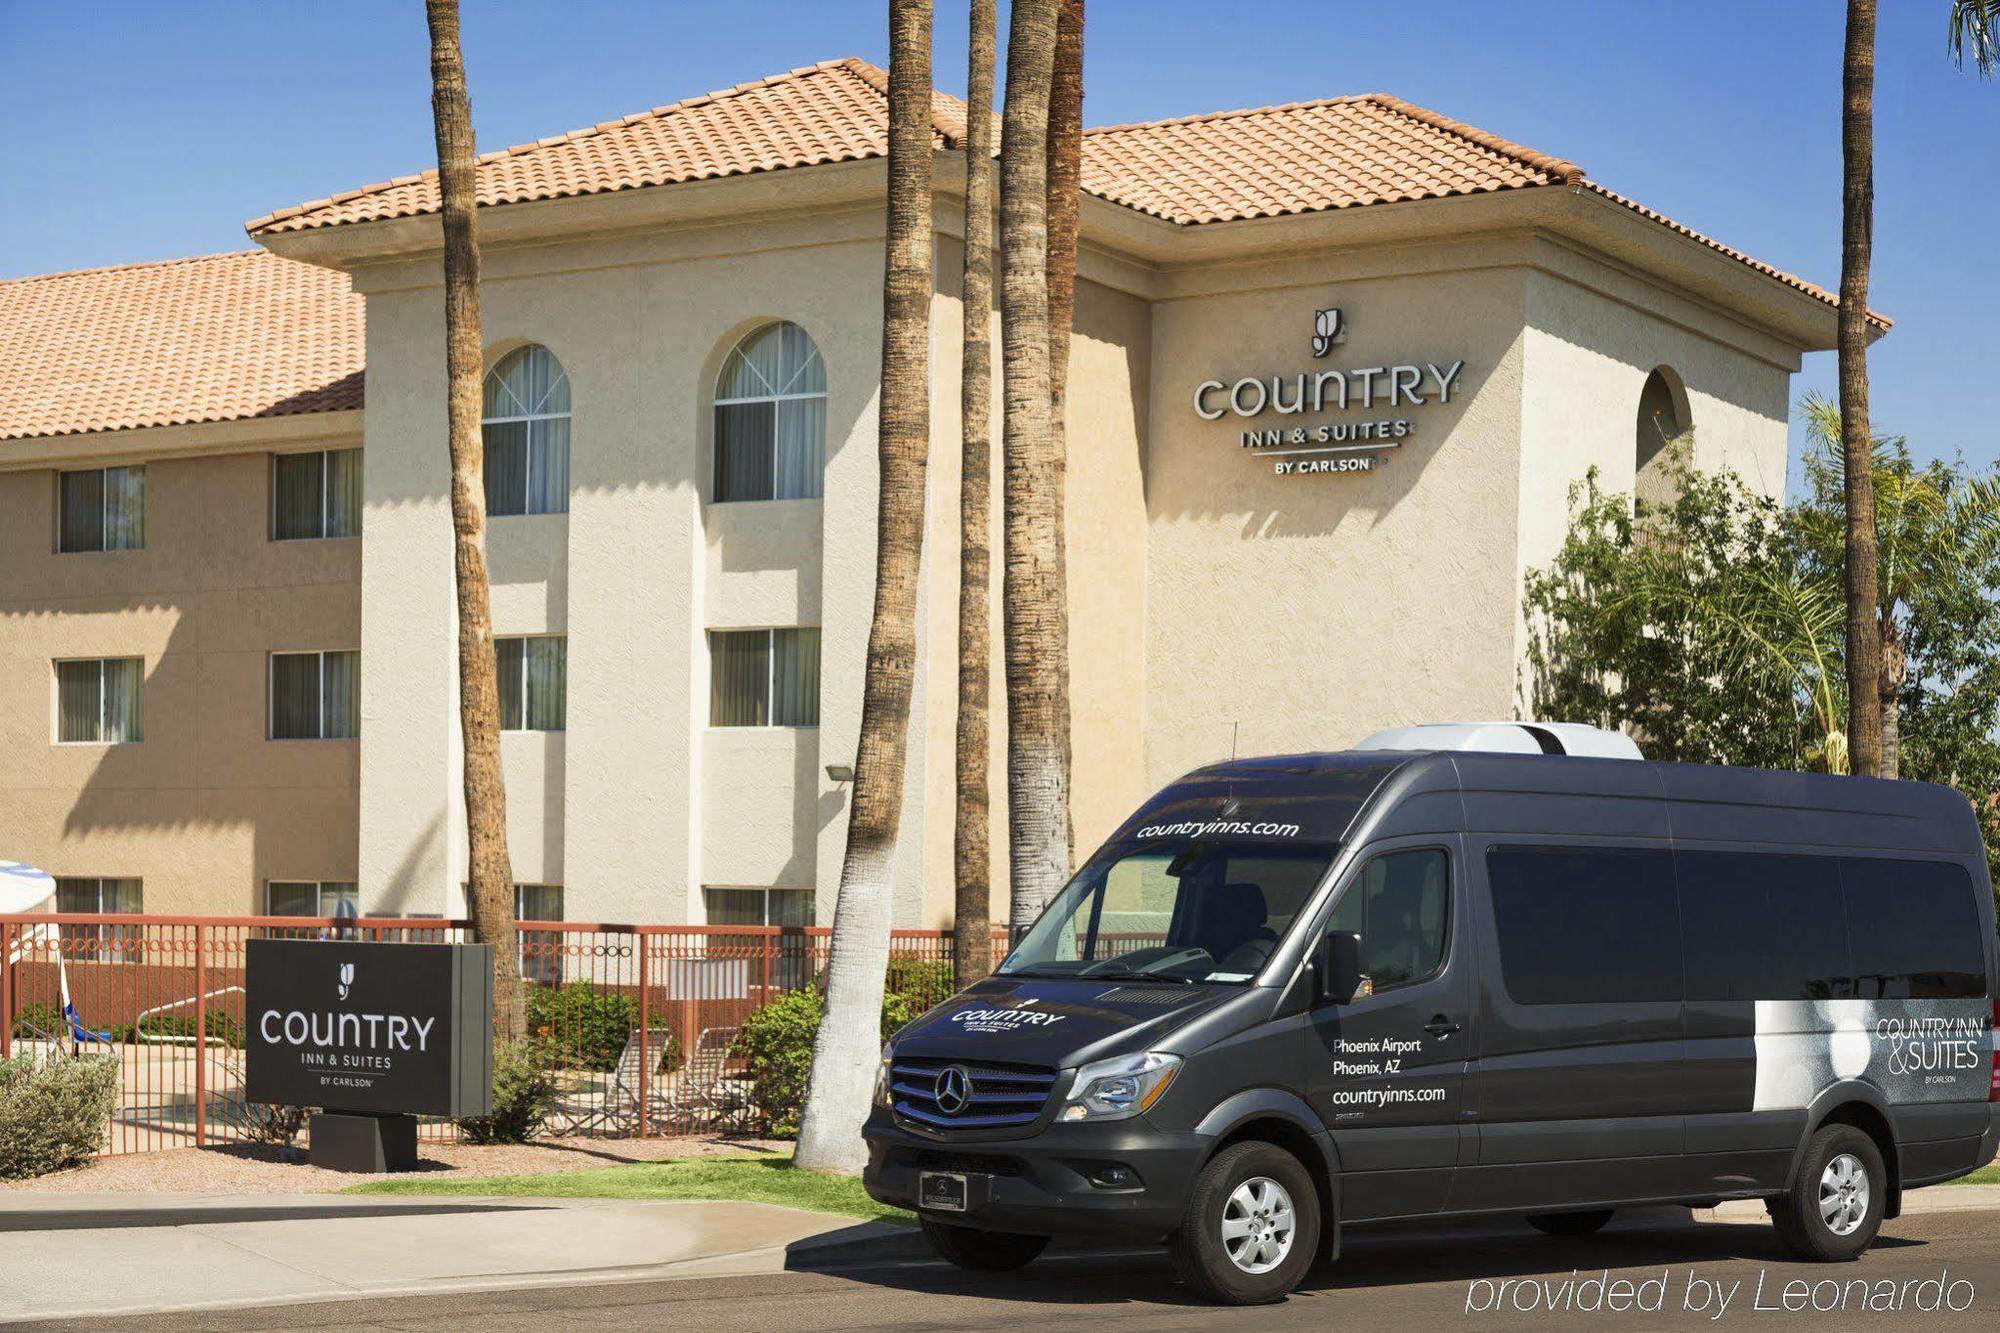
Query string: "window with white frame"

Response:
xmin=266 ymin=880 xmax=359 ymax=916
xmin=496 ymin=636 xmax=566 ymax=731
xmin=482 ymin=345 xmax=570 ymax=516
xmin=516 ymin=884 xmax=563 ymax=984
xmin=272 ymin=448 xmax=362 ymax=540
xmin=55 ymin=877 xmax=143 ymax=962
xmin=55 ymin=658 xmax=144 ymax=743
xmin=270 ymin=650 xmax=359 ymax=740
xmin=708 ymin=628 xmax=819 ymax=726
xmin=713 ymin=322 xmax=826 ymax=502
xmin=58 ymin=466 xmax=145 ymax=552
xmin=704 ymin=886 xmax=813 ymax=989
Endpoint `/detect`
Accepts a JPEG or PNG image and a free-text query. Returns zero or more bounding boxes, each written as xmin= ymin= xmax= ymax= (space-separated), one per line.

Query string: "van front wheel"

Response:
xmin=1769 ymin=1124 xmax=1886 ymax=1262
xmin=1171 ymin=1141 xmax=1322 ymax=1305
xmin=918 ymin=1217 xmax=1049 ymax=1271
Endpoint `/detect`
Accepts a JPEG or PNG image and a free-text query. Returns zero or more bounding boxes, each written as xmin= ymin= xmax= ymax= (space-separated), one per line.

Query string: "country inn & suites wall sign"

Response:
xmin=1192 ymin=307 xmax=1468 ymax=476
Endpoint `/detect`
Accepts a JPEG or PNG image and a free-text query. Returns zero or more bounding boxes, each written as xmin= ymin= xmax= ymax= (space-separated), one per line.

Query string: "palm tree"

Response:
xmin=423 ymin=0 xmax=520 ymax=1039
xmin=1000 ymin=0 xmax=1067 ymax=933
xmin=1042 ymin=0 xmax=1084 ymax=868
xmin=1838 ymin=0 xmax=1884 ymax=778
xmin=1948 ymin=1 xmax=2000 ymax=74
xmin=953 ymin=0 xmax=998 ymax=987
xmin=794 ymin=0 xmax=934 ymax=1175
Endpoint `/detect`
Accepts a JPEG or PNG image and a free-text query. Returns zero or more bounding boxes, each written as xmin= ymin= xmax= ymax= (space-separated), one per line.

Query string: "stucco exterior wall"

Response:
xmin=0 ymin=442 xmax=361 ymax=915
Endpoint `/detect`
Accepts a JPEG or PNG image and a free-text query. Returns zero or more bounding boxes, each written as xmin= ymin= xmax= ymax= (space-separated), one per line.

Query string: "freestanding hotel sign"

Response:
xmin=1191 ymin=307 xmax=1469 ymax=477
xmin=245 ymin=939 xmax=493 ymax=1170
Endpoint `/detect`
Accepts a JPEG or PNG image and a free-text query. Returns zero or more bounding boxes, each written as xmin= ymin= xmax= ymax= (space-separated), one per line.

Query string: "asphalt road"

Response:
xmin=29 ymin=1209 xmax=2000 ymax=1330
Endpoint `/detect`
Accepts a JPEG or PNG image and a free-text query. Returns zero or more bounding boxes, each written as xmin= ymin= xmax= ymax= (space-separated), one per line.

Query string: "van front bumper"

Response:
xmin=862 ymin=1106 xmax=1206 ymax=1243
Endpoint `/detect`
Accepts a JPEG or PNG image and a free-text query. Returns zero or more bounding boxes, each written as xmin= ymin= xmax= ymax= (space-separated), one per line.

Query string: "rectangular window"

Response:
xmin=58 ymin=466 xmax=145 ymax=552
xmin=1678 ymin=851 xmax=1853 ymax=1000
xmin=270 ymin=651 xmax=359 ymax=739
xmin=516 ymin=884 xmax=564 ymax=984
xmin=1486 ymin=845 xmax=1682 ymax=1005
xmin=495 ymin=637 xmax=566 ymax=731
xmin=708 ymin=628 xmax=820 ymax=727
xmin=1326 ymin=848 xmax=1449 ymax=989
xmin=55 ymin=877 xmax=143 ymax=962
xmin=704 ymin=886 xmax=814 ymax=989
xmin=272 ymin=449 xmax=362 ymax=540
xmin=1841 ymin=858 xmax=1986 ymax=999
xmin=55 ymin=658 xmax=144 ymax=743
xmin=714 ymin=399 xmax=825 ymax=503
xmin=483 ymin=420 xmax=570 ymax=516
xmin=266 ymin=881 xmax=359 ymax=916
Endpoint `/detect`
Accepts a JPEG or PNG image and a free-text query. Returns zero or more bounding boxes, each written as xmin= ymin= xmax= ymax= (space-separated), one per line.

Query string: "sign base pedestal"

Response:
xmin=309 ymin=1111 xmax=419 ymax=1173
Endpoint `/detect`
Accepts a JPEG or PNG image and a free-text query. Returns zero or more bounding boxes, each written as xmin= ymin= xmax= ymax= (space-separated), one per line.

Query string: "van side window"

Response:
xmin=1327 ymin=849 xmax=1448 ymax=989
xmin=1486 ymin=846 xmax=1680 ymax=1004
xmin=1841 ymin=858 xmax=1986 ymax=999
xmin=1677 ymin=851 xmax=1853 ymax=1001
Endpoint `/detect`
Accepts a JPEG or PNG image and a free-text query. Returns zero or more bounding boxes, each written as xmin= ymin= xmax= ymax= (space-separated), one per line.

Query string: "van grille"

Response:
xmin=891 ymin=1057 xmax=1058 ymax=1131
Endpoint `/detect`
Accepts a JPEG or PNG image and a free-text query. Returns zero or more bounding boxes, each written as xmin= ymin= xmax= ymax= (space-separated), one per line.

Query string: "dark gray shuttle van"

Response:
xmin=861 ymin=734 xmax=2000 ymax=1304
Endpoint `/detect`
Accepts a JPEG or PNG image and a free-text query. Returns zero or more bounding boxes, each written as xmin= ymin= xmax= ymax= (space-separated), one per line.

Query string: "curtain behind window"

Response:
xmin=103 ymin=467 xmax=144 ymax=550
xmin=715 ymin=403 xmax=775 ymax=503
xmin=496 ymin=639 xmax=525 ymax=730
xmin=56 ymin=660 xmax=100 ymax=742
xmin=267 ymin=881 xmax=318 ymax=915
xmin=527 ymin=418 xmax=570 ymax=514
xmin=774 ymin=397 xmax=825 ymax=500
xmin=101 ymin=658 xmax=142 ymax=742
xmin=327 ymin=449 xmax=363 ymax=537
xmin=271 ymin=653 xmax=321 ymax=739
xmin=483 ymin=421 xmax=529 ymax=516
xmin=59 ymin=470 xmax=104 ymax=552
xmin=524 ymin=637 xmax=566 ymax=731
xmin=321 ymin=651 xmax=359 ymax=738
xmin=710 ymin=631 xmax=771 ymax=726
xmin=273 ymin=453 xmax=325 ymax=539
xmin=772 ymin=628 xmax=820 ymax=726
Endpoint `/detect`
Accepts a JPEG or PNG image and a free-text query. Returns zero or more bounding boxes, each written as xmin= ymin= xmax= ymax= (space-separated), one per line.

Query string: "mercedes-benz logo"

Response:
xmin=933 ymin=1065 xmax=972 ymax=1115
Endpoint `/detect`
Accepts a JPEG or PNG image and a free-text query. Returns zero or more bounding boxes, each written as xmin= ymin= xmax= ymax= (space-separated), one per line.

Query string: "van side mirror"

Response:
xmin=1314 ymin=930 xmax=1364 ymax=1004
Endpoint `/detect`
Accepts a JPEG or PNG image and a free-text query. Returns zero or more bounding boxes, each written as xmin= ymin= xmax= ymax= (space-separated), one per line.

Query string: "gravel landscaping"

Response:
xmin=0 ymin=1134 xmax=792 ymax=1195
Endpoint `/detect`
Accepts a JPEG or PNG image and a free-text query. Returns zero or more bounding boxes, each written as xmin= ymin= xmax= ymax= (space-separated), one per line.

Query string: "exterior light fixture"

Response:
xmin=825 ymin=764 xmax=855 ymax=783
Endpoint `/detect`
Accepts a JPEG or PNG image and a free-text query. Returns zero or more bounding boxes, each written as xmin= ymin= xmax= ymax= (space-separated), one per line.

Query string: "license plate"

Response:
xmin=919 ymin=1171 xmax=968 ymax=1213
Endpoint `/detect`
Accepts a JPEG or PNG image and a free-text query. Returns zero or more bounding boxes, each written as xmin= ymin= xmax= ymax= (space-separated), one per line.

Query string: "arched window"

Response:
xmin=482 ymin=345 xmax=571 ymax=516
xmin=713 ymin=322 xmax=826 ymax=502
xmin=1635 ymin=366 xmax=1687 ymax=510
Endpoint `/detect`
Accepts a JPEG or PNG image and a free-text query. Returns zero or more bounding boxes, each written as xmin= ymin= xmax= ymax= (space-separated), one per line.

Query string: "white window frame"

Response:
xmin=264 ymin=880 xmax=359 ymax=916
xmin=710 ymin=322 xmax=827 ymax=505
xmin=701 ymin=884 xmax=815 ymax=927
xmin=481 ymin=347 xmax=571 ymax=518
xmin=270 ymin=448 xmax=361 ymax=542
xmin=495 ymin=635 xmax=566 ymax=733
xmin=54 ymin=876 xmax=143 ymax=962
xmin=56 ymin=465 xmax=145 ymax=553
xmin=706 ymin=626 xmax=820 ymax=730
xmin=268 ymin=650 xmax=358 ymax=741
xmin=53 ymin=656 xmax=143 ymax=746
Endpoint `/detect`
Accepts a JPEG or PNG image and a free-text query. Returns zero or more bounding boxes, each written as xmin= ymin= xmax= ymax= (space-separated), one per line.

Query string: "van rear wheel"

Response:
xmin=918 ymin=1216 xmax=1049 ymax=1271
xmin=1768 ymin=1124 xmax=1885 ymax=1262
xmin=1526 ymin=1209 xmax=1614 ymax=1237
xmin=1170 ymin=1141 xmax=1321 ymax=1305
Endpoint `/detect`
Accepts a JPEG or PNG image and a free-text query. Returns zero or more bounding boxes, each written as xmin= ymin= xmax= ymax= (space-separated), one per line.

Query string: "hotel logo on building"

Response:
xmin=1192 ymin=309 xmax=1467 ymax=477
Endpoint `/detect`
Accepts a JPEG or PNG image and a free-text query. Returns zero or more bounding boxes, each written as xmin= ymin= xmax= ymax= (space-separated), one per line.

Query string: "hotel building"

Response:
xmin=0 ymin=58 xmax=1880 ymax=931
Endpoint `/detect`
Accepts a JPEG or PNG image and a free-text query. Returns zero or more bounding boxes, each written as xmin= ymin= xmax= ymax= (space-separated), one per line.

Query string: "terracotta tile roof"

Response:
xmin=0 ymin=251 xmax=364 ymax=442
xmin=245 ymin=60 xmax=1868 ymax=328
xmin=247 ymin=58 xmax=962 ymax=236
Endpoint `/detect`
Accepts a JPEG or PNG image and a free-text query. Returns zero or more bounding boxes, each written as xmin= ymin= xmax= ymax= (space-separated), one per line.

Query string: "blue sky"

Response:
xmin=2 ymin=1 xmax=1994 ymax=477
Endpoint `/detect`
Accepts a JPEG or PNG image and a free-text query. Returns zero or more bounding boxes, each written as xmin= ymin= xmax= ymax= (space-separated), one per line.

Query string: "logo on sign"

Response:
xmin=337 ymin=963 xmax=355 ymax=1002
xmin=1311 ymin=308 xmax=1344 ymax=358
xmin=933 ymin=1065 xmax=972 ymax=1115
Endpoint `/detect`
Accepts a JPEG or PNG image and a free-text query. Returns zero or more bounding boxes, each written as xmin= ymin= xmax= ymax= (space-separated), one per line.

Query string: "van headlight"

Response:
xmin=1059 ymin=1052 xmax=1182 ymax=1122
xmin=872 ymin=1044 xmax=895 ymax=1109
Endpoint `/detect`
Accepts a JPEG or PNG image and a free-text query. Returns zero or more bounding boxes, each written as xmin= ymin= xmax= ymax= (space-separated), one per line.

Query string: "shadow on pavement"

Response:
xmin=0 ymin=1201 xmax=544 ymax=1233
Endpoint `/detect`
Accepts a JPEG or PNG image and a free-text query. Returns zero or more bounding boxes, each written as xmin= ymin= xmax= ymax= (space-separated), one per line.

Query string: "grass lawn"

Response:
xmin=1950 ymin=1161 xmax=2000 ymax=1185
xmin=346 ymin=1156 xmax=913 ymax=1223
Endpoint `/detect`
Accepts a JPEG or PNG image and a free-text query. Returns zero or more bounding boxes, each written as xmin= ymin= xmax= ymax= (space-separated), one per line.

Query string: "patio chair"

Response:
xmin=551 ymin=1026 xmax=675 ymax=1135
xmin=661 ymin=1026 xmax=749 ymax=1131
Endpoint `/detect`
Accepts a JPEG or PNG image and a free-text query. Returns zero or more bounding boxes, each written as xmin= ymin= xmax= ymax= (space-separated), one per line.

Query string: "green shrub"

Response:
xmin=132 ymin=1010 xmax=245 ymax=1049
xmin=457 ymin=1042 xmax=559 ymax=1145
xmin=10 ymin=1002 xmax=63 ymax=1041
xmin=526 ymin=983 xmax=681 ymax=1075
xmin=732 ymin=982 xmax=919 ymax=1137
xmin=884 ymin=958 xmax=956 ymax=1012
xmin=0 ymin=1053 xmax=120 ymax=1179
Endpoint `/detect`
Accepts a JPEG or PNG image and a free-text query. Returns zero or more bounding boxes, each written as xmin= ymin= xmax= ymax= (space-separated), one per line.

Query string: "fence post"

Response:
xmin=760 ymin=925 xmax=771 ymax=998
xmin=1 ymin=921 xmax=14 ymax=1062
xmin=193 ymin=924 xmax=208 ymax=1149
xmin=637 ymin=930 xmax=650 ymax=1139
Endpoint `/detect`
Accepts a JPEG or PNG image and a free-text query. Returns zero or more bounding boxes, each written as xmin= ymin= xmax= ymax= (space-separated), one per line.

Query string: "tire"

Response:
xmin=1170 ymin=1141 xmax=1322 ymax=1305
xmin=918 ymin=1216 xmax=1049 ymax=1272
xmin=1768 ymin=1124 xmax=1886 ymax=1262
xmin=1526 ymin=1209 xmax=1614 ymax=1237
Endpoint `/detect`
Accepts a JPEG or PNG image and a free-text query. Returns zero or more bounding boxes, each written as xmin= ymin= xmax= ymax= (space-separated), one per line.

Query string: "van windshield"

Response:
xmin=997 ymin=839 xmax=1337 ymax=985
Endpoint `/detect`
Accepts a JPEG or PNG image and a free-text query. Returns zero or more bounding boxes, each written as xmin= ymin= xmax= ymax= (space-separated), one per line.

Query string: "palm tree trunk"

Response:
xmin=1840 ymin=0 xmax=1884 ymax=777
xmin=1042 ymin=0 xmax=1083 ymax=869
xmin=1000 ymin=0 xmax=1066 ymax=934
xmin=1879 ymin=615 xmax=1905 ymax=780
xmin=424 ymin=0 xmax=520 ymax=1041
xmin=794 ymin=0 xmax=933 ymax=1174
xmin=953 ymin=0 xmax=998 ymax=988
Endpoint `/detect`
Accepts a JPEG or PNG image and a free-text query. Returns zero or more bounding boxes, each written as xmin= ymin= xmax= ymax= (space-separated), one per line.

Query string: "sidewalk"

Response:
xmin=3 ymin=1184 xmax=1994 ymax=1324
xmin=0 ymin=1192 xmax=913 ymax=1324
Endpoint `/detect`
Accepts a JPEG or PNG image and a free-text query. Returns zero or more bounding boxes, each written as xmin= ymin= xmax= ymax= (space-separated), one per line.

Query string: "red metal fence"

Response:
xmin=0 ymin=914 xmax=1004 ymax=1156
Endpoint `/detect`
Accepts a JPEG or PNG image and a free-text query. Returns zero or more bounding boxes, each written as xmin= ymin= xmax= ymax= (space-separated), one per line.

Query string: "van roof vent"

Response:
xmin=1352 ymin=722 xmax=1643 ymax=760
